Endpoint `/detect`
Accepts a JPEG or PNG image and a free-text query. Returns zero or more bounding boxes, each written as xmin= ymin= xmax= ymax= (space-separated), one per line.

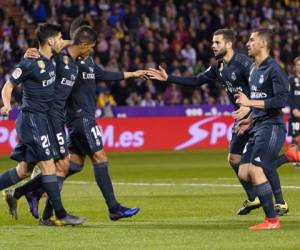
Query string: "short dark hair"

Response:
xmin=70 ymin=17 xmax=90 ymax=39
xmin=294 ymin=56 xmax=300 ymax=64
xmin=252 ymin=28 xmax=274 ymax=50
xmin=36 ymin=23 xmax=61 ymax=46
xmin=213 ymin=29 xmax=236 ymax=44
xmin=73 ymin=25 xmax=97 ymax=45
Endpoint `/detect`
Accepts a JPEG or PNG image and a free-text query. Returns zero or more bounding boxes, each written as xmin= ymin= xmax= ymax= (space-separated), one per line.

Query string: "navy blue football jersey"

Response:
xmin=9 ymin=54 xmax=56 ymax=114
xmin=167 ymin=52 xmax=252 ymax=109
xmin=248 ymin=57 xmax=289 ymax=119
xmin=66 ymin=56 xmax=124 ymax=119
xmin=49 ymin=49 xmax=79 ymax=120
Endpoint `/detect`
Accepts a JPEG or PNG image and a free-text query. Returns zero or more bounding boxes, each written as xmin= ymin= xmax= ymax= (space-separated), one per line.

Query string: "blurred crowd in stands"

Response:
xmin=0 ymin=0 xmax=299 ymax=111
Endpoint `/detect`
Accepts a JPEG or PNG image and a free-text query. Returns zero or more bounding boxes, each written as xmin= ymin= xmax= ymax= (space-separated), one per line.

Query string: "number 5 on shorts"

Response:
xmin=56 ymin=132 xmax=65 ymax=145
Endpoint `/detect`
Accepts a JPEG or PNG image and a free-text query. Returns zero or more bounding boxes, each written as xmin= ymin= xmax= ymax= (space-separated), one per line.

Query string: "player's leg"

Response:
xmin=40 ymin=116 xmax=86 ymax=224
xmin=263 ymin=168 xmax=288 ymax=215
xmin=40 ymin=156 xmax=70 ymax=223
xmin=89 ymin=149 xmax=140 ymax=220
xmin=262 ymin=124 xmax=288 ymax=215
xmin=40 ymin=154 xmax=84 ymax=224
xmin=248 ymin=164 xmax=280 ymax=230
xmin=37 ymin=158 xmax=85 ymax=225
xmin=248 ymin=123 xmax=286 ymax=230
xmin=229 ymin=132 xmax=260 ymax=215
xmin=2 ymin=161 xmax=33 ymax=219
xmin=273 ymin=117 xmax=300 ymax=168
xmin=0 ymin=161 xmax=31 ymax=190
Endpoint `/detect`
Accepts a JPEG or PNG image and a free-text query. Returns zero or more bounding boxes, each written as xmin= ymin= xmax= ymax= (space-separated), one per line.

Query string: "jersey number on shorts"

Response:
xmin=91 ymin=126 xmax=102 ymax=139
xmin=56 ymin=132 xmax=65 ymax=145
xmin=41 ymin=135 xmax=50 ymax=148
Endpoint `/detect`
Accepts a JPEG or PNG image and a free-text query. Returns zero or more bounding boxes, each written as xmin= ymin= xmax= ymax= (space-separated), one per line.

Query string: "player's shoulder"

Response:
xmin=268 ymin=58 xmax=285 ymax=73
xmin=18 ymin=57 xmax=37 ymax=68
xmin=77 ymin=55 xmax=93 ymax=66
xmin=234 ymin=52 xmax=252 ymax=68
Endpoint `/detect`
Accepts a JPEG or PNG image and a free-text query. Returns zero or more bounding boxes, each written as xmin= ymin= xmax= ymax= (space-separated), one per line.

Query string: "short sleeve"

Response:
xmin=9 ymin=60 xmax=33 ymax=85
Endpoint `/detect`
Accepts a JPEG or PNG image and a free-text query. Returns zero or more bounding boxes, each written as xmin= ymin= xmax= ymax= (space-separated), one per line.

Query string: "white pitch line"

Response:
xmin=65 ymin=180 xmax=300 ymax=189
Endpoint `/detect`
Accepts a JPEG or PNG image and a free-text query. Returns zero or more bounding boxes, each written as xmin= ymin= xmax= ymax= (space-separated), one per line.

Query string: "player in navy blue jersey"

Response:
xmin=147 ymin=28 xmax=290 ymax=216
xmin=64 ymin=35 xmax=144 ymax=222
xmin=287 ymin=57 xmax=300 ymax=168
xmin=0 ymin=23 xmax=85 ymax=226
xmin=11 ymin=18 xmax=145 ymax=223
xmin=4 ymin=25 xmax=100 ymax=224
xmin=235 ymin=28 xmax=291 ymax=230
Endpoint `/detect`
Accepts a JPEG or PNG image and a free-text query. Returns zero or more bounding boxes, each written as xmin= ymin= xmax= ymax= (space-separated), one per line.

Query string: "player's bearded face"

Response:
xmin=212 ymin=35 xmax=227 ymax=59
xmin=51 ymin=33 xmax=64 ymax=53
xmin=247 ymin=33 xmax=260 ymax=57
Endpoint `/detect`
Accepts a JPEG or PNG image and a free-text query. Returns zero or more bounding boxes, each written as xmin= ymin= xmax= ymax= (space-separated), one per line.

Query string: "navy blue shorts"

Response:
xmin=288 ymin=116 xmax=300 ymax=137
xmin=11 ymin=112 xmax=53 ymax=164
xmin=47 ymin=115 xmax=68 ymax=161
xmin=67 ymin=117 xmax=103 ymax=156
xmin=240 ymin=121 xmax=286 ymax=170
xmin=229 ymin=130 xmax=250 ymax=155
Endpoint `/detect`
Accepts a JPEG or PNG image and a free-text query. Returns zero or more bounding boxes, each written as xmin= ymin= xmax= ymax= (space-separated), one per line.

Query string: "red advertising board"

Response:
xmin=0 ymin=116 xmax=291 ymax=154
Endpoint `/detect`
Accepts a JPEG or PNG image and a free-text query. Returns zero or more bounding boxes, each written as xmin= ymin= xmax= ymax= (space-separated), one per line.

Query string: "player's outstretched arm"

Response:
xmin=124 ymin=70 xmax=148 ymax=80
xmin=147 ymin=66 xmax=168 ymax=81
xmin=1 ymin=81 xmax=15 ymax=115
xmin=147 ymin=65 xmax=216 ymax=87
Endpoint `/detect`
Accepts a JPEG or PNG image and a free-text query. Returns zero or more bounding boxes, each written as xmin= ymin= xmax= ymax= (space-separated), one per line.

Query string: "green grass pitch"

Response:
xmin=0 ymin=150 xmax=300 ymax=249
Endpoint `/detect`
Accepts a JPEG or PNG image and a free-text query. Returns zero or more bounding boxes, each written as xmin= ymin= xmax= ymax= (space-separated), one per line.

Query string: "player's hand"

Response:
xmin=235 ymin=118 xmax=251 ymax=135
xmin=232 ymin=106 xmax=251 ymax=120
xmin=147 ymin=66 xmax=168 ymax=81
xmin=235 ymin=92 xmax=251 ymax=107
xmin=133 ymin=70 xmax=149 ymax=80
xmin=24 ymin=48 xmax=39 ymax=59
xmin=0 ymin=105 xmax=11 ymax=116
xmin=292 ymin=108 xmax=300 ymax=118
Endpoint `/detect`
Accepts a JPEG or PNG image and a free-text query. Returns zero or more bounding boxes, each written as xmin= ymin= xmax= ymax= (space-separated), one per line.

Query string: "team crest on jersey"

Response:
xmin=231 ymin=72 xmax=237 ymax=81
xmin=60 ymin=146 xmax=65 ymax=154
xmin=63 ymin=56 xmax=69 ymax=69
xmin=37 ymin=60 xmax=46 ymax=73
xmin=89 ymin=67 xmax=94 ymax=73
xmin=71 ymin=74 xmax=76 ymax=81
xmin=45 ymin=148 xmax=50 ymax=156
xmin=259 ymin=74 xmax=264 ymax=84
xmin=12 ymin=68 xmax=22 ymax=79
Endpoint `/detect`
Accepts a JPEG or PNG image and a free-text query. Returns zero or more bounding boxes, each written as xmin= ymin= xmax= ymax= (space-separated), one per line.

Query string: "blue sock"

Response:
xmin=255 ymin=181 xmax=276 ymax=218
xmin=93 ymin=162 xmax=119 ymax=211
xmin=264 ymin=169 xmax=284 ymax=204
xmin=230 ymin=163 xmax=256 ymax=201
xmin=0 ymin=168 xmax=22 ymax=190
xmin=14 ymin=174 xmax=42 ymax=199
xmin=42 ymin=176 xmax=65 ymax=220
xmin=66 ymin=161 xmax=83 ymax=178
xmin=41 ymin=175 xmax=66 ymax=219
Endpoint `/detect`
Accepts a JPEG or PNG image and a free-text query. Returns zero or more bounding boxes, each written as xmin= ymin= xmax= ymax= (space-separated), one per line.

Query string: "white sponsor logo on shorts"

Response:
xmin=254 ymin=156 xmax=261 ymax=162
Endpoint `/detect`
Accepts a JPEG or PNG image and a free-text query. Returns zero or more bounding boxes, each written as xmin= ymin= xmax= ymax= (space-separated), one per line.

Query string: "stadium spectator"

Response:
xmin=1 ymin=0 xmax=300 ymax=108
